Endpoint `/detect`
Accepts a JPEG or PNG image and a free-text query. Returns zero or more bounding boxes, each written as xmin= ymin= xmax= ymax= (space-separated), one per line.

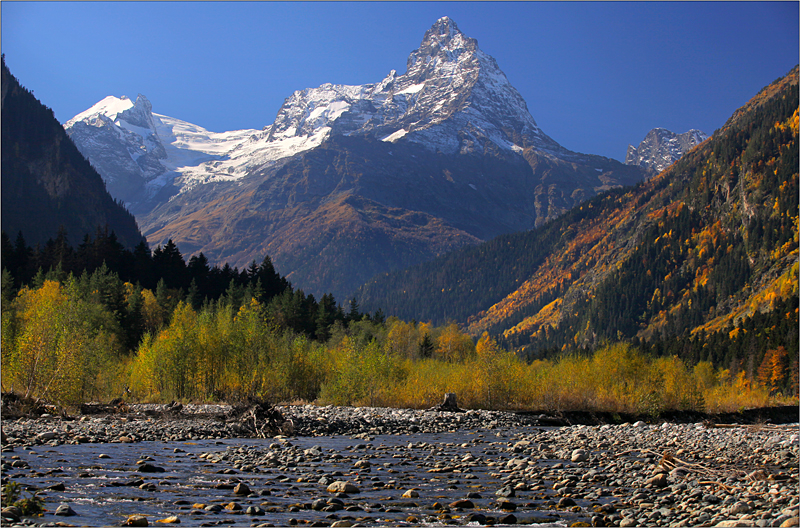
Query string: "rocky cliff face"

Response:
xmin=65 ymin=17 xmax=646 ymax=299
xmin=625 ymin=128 xmax=708 ymax=173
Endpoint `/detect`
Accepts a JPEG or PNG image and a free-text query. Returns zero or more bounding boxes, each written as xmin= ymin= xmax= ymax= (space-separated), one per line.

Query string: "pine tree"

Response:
xmin=419 ymin=333 xmax=435 ymax=359
xmin=348 ymin=297 xmax=361 ymax=322
xmin=186 ymin=278 xmax=202 ymax=310
xmin=152 ymin=240 xmax=187 ymax=290
xmin=123 ymin=283 xmax=145 ymax=350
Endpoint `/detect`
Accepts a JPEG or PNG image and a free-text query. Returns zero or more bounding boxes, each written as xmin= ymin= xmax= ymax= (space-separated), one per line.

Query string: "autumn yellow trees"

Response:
xmin=2 ymin=280 xmax=123 ymax=405
xmin=2 ymin=278 xmax=795 ymax=413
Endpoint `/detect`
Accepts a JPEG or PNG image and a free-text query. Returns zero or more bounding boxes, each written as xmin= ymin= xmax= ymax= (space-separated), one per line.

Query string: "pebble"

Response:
xmin=233 ymin=482 xmax=251 ymax=495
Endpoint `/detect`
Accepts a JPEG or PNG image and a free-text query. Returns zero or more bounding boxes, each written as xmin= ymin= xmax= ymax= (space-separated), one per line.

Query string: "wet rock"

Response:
xmin=703 ymin=493 xmax=721 ymax=504
xmin=464 ymin=512 xmax=487 ymax=524
xmin=155 ymin=516 xmax=180 ymax=524
xmin=645 ymin=473 xmax=668 ymax=488
xmin=727 ymin=501 xmax=751 ymax=515
xmin=449 ymin=499 xmax=474 ymax=509
xmin=124 ymin=514 xmax=149 ymax=526
xmin=233 ymin=482 xmax=251 ymax=495
xmin=571 ymin=449 xmax=589 ymax=462
xmin=327 ymin=481 xmax=359 ymax=494
xmin=54 ymin=503 xmax=77 ymax=516
xmin=1 ymin=506 xmax=21 ymax=523
xmin=137 ymin=462 xmax=165 ymax=473
xmin=498 ymin=513 xmax=517 ymax=524
xmin=496 ymin=485 xmax=515 ymax=497
xmin=402 ymin=489 xmax=419 ymax=498
xmin=497 ymin=499 xmax=517 ymax=511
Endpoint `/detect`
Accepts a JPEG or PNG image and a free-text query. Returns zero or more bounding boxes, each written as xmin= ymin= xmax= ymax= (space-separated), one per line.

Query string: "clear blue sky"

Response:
xmin=3 ymin=2 xmax=798 ymax=161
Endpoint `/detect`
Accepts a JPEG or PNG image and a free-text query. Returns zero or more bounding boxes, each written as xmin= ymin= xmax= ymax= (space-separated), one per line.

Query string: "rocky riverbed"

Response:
xmin=1 ymin=404 xmax=798 ymax=527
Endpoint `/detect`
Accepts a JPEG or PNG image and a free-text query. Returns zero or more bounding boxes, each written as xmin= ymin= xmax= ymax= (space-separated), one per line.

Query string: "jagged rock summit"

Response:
xmin=625 ymin=127 xmax=708 ymax=173
xmin=65 ymin=17 xmax=646 ymax=299
xmin=263 ymin=16 xmax=568 ymax=157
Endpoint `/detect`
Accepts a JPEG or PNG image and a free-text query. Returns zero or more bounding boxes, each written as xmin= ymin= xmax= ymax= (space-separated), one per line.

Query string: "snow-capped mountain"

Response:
xmin=65 ymin=94 xmax=285 ymax=212
xmin=66 ymin=17 xmax=581 ymax=212
xmin=264 ymin=17 xmax=568 ymax=157
xmin=625 ymin=128 xmax=708 ymax=173
xmin=65 ymin=17 xmax=647 ymax=299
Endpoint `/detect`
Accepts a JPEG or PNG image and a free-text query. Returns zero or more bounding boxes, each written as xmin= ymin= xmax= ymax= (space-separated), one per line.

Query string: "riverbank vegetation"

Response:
xmin=2 ymin=237 xmax=796 ymax=414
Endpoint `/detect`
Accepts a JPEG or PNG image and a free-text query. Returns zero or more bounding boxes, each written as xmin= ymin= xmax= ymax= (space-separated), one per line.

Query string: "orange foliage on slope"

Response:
xmin=468 ymin=65 xmax=797 ymax=345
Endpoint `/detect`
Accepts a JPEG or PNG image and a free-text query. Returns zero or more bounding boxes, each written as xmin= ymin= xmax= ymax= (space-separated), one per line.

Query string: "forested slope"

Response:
xmin=1 ymin=56 xmax=144 ymax=250
xmin=358 ymin=67 xmax=799 ymax=388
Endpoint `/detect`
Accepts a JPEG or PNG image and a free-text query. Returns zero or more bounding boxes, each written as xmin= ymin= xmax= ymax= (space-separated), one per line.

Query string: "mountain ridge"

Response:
xmin=65 ymin=17 xmax=646 ymax=299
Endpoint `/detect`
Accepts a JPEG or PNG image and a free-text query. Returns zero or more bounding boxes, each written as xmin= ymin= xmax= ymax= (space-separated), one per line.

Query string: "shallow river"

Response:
xmin=4 ymin=427 xmax=588 ymax=527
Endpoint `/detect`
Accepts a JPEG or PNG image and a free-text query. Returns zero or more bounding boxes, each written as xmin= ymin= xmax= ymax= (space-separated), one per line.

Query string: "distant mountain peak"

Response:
xmin=626 ymin=127 xmax=708 ymax=173
xmin=64 ymin=94 xmax=134 ymax=127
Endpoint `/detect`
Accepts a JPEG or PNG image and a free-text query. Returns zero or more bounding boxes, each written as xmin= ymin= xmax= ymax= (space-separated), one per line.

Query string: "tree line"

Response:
xmin=1 ymin=225 xmax=795 ymax=411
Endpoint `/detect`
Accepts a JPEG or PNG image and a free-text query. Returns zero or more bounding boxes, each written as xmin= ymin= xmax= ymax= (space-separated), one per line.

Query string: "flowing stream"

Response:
xmin=4 ymin=428 xmax=582 ymax=527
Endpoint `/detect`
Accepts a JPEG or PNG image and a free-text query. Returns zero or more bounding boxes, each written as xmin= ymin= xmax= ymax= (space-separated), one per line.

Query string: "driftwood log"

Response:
xmin=226 ymin=397 xmax=293 ymax=438
xmin=79 ymin=399 xmax=130 ymax=415
xmin=2 ymin=392 xmax=69 ymax=419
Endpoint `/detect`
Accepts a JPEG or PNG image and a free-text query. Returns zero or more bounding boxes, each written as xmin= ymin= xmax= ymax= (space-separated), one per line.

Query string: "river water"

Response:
xmin=3 ymin=428 xmax=584 ymax=527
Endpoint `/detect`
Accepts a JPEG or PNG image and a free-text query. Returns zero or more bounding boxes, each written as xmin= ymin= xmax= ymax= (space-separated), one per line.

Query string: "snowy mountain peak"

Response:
xmin=261 ymin=17 xmax=566 ymax=157
xmin=405 ymin=17 xmax=477 ymax=84
xmin=64 ymin=95 xmax=133 ymax=128
xmin=626 ymin=127 xmax=709 ymax=173
xmin=418 ymin=16 xmax=473 ymax=54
